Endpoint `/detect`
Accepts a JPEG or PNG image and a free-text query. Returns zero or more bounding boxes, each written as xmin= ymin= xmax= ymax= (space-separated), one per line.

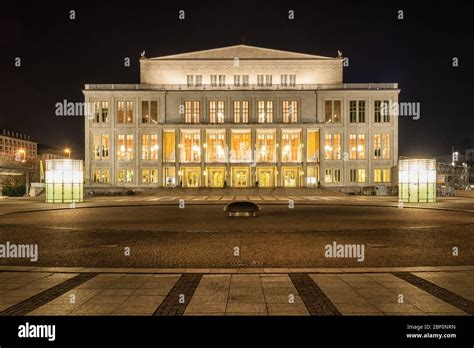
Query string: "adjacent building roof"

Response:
xmin=147 ymin=44 xmax=338 ymax=60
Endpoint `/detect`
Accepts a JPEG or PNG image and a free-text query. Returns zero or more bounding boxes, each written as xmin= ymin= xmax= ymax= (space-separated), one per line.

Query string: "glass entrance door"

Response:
xmin=256 ymin=167 xmax=276 ymax=187
xmin=282 ymin=167 xmax=300 ymax=187
xmin=182 ymin=167 xmax=201 ymax=187
xmin=231 ymin=167 xmax=250 ymax=188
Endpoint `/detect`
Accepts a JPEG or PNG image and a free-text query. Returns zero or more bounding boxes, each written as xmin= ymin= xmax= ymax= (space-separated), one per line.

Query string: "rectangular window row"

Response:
xmin=325 ymin=100 xmax=391 ymax=124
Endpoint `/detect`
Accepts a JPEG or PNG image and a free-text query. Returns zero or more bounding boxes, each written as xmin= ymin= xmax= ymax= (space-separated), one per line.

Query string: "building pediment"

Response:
xmin=148 ymin=44 xmax=337 ymax=60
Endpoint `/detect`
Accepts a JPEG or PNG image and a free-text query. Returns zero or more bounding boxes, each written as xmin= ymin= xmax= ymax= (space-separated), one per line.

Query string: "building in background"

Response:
xmin=0 ymin=129 xmax=38 ymax=196
xmin=83 ymin=45 xmax=399 ymax=190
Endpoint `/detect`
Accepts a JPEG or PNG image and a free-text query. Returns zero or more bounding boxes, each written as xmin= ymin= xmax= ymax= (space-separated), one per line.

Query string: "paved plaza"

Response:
xmin=0 ymin=266 xmax=472 ymax=316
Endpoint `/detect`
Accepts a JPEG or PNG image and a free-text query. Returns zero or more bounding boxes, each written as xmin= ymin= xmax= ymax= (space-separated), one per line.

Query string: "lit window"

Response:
xmin=206 ymin=131 xmax=226 ymax=162
xmin=230 ymin=130 xmax=252 ymax=162
xmin=256 ymin=130 xmax=276 ymax=162
xmin=184 ymin=101 xmax=200 ymax=123
xmin=350 ymin=168 xmax=366 ymax=183
xmin=92 ymin=134 xmax=109 ymax=160
xmin=349 ymin=134 xmax=366 ymax=160
xmin=141 ymin=134 xmax=159 ymax=160
xmin=257 ymin=100 xmax=273 ymax=123
xmin=209 ymin=100 xmax=225 ymax=123
xmin=93 ymin=168 xmax=109 ymax=183
xmin=163 ymin=131 xmax=175 ymax=162
xmin=324 ymin=133 xmax=341 ymax=160
xmin=142 ymin=169 xmax=159 ymax=183
xmin=233 ymin=101 xmax=249 ymax=123
xmin=282 ymin=100 xmax=298 ymax=123
xmin=117 ymin=134 xmax=134 ymax=160
xmin=325 ymin=100 xmax=341 ymax=123
xmin=117 ymin=169 xmax=134 ymax=183
xmin=181 ymin=131 xmax=200 ymax=162
xmin=307 ymin=130 xmax=319 ymax=162
xmin=374 ymin=133 xmax=390 ymax=159
xmin=281 ymin=131 xmax=301 ymax=162
xmin=117 ymin=101 xmax=134 ymax=124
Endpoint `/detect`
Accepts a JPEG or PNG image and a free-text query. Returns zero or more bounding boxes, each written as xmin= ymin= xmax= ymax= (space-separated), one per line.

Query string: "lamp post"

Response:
xmin=64 ymin=148 xmax=71 ymax=159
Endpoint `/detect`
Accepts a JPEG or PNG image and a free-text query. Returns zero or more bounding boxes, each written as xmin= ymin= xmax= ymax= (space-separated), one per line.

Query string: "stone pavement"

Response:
xmin=0 ymin=266 xmax=472 ymax=316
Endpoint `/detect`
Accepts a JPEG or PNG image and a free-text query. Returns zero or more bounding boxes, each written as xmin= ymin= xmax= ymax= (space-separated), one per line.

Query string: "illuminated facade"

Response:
xmin=83 ymin=45 xmax=399 ymax=189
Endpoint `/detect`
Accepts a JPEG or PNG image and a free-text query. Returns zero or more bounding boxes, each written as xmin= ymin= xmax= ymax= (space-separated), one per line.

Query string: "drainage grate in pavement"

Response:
xmin=0 ymin=273 xmax=98 ymax=316
xmin=289 ymin=273 xmax=341 ymax=316
xmin=153 ymin=274 xmax=202 ymax=316
xmin=393 ymin=272 xmax=474 ymax=315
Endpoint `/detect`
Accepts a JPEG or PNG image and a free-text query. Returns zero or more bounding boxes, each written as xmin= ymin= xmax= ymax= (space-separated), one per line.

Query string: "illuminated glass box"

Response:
xmin=45 ymin=159 xmax=83 ymax=203
xmin=398 ymin=159 xmax=436 ymax=203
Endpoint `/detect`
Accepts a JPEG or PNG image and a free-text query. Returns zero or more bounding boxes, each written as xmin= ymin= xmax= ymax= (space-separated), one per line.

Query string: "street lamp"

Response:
xmin=64 ymin=148 xmax=71 ymax=159
xmin=15 ymin=149 xmax=26 ymax=162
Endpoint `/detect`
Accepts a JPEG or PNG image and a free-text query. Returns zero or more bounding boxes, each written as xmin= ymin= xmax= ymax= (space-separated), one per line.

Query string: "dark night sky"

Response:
xmin=1 ymin=0 xmax=473 ymax=159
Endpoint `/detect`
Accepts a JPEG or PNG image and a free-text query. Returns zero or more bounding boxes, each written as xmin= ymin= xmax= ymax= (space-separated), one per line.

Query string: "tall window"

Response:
xmin=142 ymin=169 xmax=159 ymax=183
xmin=184 ymin=101 xmax=200 ymax=123
xmin=257 ymin=100 xmax=273 ymax=123
xmin=256 ymin=130 xmax=276 ymax=162
xmin=117 ymin=134 xmax=134 ymax=160
xmin=280 ymin=75 xmax=296 ymax=86
xmin=117 ymin=169 xmax=134 ymax=183
xmin=281 ymin=75 xmax=288 ymax=86
xmin=230 ymin=130 xmax=252 ymax=162
xmin=206 ymin=131 xmax=226 ymax=162
xmin=163 ymin=130 xmax=175 ymax=162
xmin=325 ymin=100 xmax=341 ymax=123
xmin=307 ymin=130 xmax=319 ymax=162
xmin=374 ymin=168 xmax=391 ymax=183
xmin=93 ymin=168 xmax=110 ymax=183
xmin=282 ymin=100 xmax=298 ymax=123
xmin=324 ymin=133 xmax=341 ymax=160
xmin=141 ymin=101 xmax=158 ymax=124
xmin=141 ymin=134 xmax=159 ymax=160
xmin=242 ymin=75 xmax=249 ymax=87
xmin=233 ymin=101 xmax=249 ymax=123
xmin=209 ymin=100 xmax=225 ymax=123
xmin=257 ymin=75 xmax=264 ymax=87
xmin=181 ymin=132 xmax=200 ymax=162
xmin=117 ymin=101 xmax=134 ymax=124
xmin=92 ymin=134 xmax=109 ymax=160
xmin=93 ymin=101 xmax=109 ymax=123
xmin=350 ymin=169 xmax=366 ymax=183
xmin=349 ymin=100 xmax=365 ymax=123
xmin=374 ymin=100 xmax=390 ymax=122
xmin=210 ymin=75 xmax=217 ymax=87
xmin=281 ymin=131 xmax=301 ymax=162
xmin=349 ymin=134 xmax=366 ymax=160
xmin=373 ymin=133 xmax=390 ymax=159
xmin=325 ymin=168 xmax=341 ymax=183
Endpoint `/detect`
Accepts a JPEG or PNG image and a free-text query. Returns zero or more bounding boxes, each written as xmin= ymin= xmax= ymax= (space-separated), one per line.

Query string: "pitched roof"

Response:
xmin=148 ymin=44 xmax=337 ymax=60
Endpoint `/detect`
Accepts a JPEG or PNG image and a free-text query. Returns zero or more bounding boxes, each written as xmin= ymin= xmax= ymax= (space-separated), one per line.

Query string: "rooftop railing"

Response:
xmin=84 ymin=83 xmax=398 ymax=91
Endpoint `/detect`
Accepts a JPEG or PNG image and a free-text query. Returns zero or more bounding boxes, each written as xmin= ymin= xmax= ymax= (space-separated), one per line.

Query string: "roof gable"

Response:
xmin=149 ymin=44 xmax=336 ymax=60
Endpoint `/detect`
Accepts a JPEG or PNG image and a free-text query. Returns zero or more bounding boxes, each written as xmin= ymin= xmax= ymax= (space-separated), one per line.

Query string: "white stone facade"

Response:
xmin=83 ymin=45 xmax=399 ymax=190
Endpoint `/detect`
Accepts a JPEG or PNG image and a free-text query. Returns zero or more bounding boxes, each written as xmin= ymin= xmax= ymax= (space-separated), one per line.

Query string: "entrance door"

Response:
xmin=256 ymin=167 xmax=276 ymax=187
xmin=207 ymin=167 xmax=225 ymax=188
xmin=231 ymin=167 xmax=250 ymax=188
xmin=182 ymin=167 xmax=201 ymax=187
xmin=282 ymin=167 xmax=300 ymax=187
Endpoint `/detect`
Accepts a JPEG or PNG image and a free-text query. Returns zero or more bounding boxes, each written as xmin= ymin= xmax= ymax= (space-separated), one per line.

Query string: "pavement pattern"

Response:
xmin=0 ymin=266 xmax=472 ymax=316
